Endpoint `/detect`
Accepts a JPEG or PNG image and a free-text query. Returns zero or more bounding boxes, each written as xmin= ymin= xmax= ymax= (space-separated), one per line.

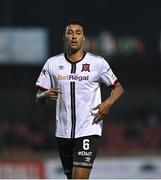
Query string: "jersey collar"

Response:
xmin=64 ymin=51 xmax=86 ymax=64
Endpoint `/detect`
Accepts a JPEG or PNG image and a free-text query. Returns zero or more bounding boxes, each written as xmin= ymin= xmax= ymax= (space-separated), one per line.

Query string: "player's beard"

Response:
xmin=66 ymin=43 xmax=83 ymax=55
xmin=69 ymin=47 xmax=80 ymax=54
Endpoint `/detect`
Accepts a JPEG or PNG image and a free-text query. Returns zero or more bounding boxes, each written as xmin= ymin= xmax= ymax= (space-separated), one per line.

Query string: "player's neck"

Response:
xmin=67 ymin=49 xmax=84 ymax=62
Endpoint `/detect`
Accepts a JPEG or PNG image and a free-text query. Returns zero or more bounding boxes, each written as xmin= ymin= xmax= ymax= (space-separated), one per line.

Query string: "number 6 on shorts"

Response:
xmin=83 ymin=139 xmax=90 ymax=150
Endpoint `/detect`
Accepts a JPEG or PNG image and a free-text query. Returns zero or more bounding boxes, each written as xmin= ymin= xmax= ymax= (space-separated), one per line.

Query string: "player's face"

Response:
xmin=65 ymin=24 xmax=85 ymax=52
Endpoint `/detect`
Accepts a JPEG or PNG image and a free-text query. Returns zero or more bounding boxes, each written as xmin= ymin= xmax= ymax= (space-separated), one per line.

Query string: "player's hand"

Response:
xmin=45 ymin=88 xmax=62 ymax=101
xmin=92 ymin=100 xmax=112 ymax=124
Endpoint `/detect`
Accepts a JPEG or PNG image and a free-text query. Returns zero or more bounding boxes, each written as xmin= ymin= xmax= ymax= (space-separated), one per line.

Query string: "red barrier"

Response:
xmin=0 ymin=160 xmax=45 ymax=179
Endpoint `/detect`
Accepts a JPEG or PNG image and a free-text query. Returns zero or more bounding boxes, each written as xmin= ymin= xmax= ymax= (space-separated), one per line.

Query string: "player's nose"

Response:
xmin=72 ymin=33 xmax=77 ymax=39
xmin=72 ymin=36 xmax=77 ymax=39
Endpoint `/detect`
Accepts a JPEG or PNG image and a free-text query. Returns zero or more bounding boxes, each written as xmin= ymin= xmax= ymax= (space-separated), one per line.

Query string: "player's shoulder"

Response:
xmin=87 ymin=52 xmax=103 ymax=59
xmin=86 ymin=52 xmax=109 ymax=66
xmin=45 ymin=53 xmax=64 ymax=64
xmin=86 ymin=52 xmax=111 ymax=70
xmin=86 ymin=52 xmax=106 ymax=62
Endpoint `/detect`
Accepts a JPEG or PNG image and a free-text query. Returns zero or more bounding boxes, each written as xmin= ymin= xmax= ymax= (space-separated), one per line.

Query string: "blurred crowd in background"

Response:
xmin=0 ymin=111 xmax=161 ymax=155
xmin=0 ymin=0 xmax=161 ymax=157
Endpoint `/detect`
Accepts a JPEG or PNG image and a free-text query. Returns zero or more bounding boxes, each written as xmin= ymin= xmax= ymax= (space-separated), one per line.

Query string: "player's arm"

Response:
xmin=36 ymin=88 xmax=61 ymax=105
xmin=92 ymin=81 xmax=124 ymax=124
xmin=104 ymin=81 xmax=124 ymax=107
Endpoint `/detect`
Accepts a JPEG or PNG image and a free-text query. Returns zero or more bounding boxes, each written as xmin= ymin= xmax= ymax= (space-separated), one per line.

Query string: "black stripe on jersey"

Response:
xmin=70 ymin=64 xmax=76 ymax=138
xmin=70 ymin=82 xmax=76 ymax=138
xmin=71 ymin=63 xmax=76 ymax=73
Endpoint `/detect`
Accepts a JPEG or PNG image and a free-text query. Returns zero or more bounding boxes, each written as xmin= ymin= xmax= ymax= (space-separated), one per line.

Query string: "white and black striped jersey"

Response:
xmin=36 ymin=52 xmax=118 ymax=138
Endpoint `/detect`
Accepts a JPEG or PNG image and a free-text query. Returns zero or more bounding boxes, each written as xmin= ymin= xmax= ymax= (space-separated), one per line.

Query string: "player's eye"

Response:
xmin=76 ymin=31 xmax=82 ymax=35
xmin=67 ymin=30 xmax=73 ymax=35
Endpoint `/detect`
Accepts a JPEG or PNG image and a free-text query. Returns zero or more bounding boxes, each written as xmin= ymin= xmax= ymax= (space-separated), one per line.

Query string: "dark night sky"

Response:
xmin=0 ymin=0 xmax=161 ymax=32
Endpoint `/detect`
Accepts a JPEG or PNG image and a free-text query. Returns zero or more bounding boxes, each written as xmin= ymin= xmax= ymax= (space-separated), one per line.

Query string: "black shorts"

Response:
xmin=56 ymin=135 xmax=100 ymax=171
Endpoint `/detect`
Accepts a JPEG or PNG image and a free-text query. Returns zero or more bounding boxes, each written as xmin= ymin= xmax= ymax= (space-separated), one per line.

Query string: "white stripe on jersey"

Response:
xmin=36 ymin=52 xmax=117 ymax=138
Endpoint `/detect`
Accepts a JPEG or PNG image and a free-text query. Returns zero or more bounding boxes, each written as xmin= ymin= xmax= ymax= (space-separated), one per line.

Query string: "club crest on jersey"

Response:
xmin=81 ymin=63 xmax=90 ymax=72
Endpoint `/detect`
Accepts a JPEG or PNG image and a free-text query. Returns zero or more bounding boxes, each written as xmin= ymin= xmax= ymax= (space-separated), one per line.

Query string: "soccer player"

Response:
xmin=35 ymin=19 xmax=124 ymax=179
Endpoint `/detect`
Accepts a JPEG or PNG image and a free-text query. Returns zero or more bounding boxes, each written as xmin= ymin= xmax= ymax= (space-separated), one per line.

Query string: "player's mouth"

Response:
xmin=71 ymin=41 xmax=77 ymax=46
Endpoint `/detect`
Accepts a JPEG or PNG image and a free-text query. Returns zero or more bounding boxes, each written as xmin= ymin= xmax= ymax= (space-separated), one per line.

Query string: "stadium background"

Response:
xmin=0 ymin=0 xmax=161 ymax=178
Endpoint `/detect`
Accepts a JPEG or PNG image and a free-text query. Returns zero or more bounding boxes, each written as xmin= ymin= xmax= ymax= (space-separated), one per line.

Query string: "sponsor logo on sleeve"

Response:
xmin=58 ymin=65 xmax=64 ymax=70
xmin=41 ymin=69 xmax=46 ymax=76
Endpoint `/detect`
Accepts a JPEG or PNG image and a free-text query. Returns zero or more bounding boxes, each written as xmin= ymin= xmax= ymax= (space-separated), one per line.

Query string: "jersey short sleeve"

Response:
xmin=35 ymin=60 xmax=51 ymax=90
xmin=99 ymin=58 xmax=117 ymax=86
